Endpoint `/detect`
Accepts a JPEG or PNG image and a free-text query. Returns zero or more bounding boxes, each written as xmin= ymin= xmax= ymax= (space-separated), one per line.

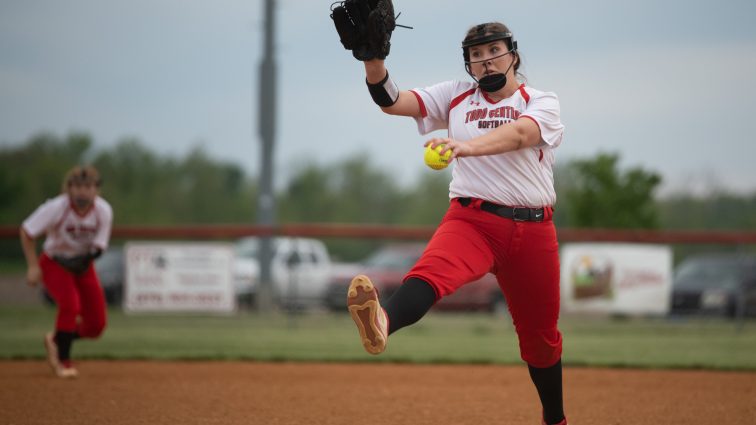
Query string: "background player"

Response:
xmin=20 ymin=165 xmax=113 ymax=378
xmin=336 ymin=13 xmax=568 ymax=425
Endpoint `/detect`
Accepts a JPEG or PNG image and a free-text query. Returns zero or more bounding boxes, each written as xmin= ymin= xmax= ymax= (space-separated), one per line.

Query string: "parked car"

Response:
xmin=324 ymin=243 xmax=506 ymax=313
xmin=670 ymin=253 xmax=756 ymax=317
xmin=234 ymin=237 xmax=332 ymax=309
xmin=95 ymin=246 xmax=125 ymax=305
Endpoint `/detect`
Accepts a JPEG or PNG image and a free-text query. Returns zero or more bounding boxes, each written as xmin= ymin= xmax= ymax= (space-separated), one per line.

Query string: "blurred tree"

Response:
xmin=93 ymin=142 xmax=258 ymax=224
xmin=0 ymin=133 xmax=258 ymax=227
xmin=562 ymin=152 xmax=662 ymax=228
xmin=0 ymin=132 xmax=94 ymax=261
xmin=279 ymin=154 xmax=404 ymax=224
xmin=0 ymin=132 xmax=92 ymax=223
xmin=6 ymin=132 xmax=756 ymax=262
xmin=398 ymin=171 xmax=451 ymax=225
xmin=657 ymin=190 xmax=756 ymax=263
xmin=278 ymin=163 xmax=339 ymax=223
xmin=658 ymin=191 xmax=756 ymax=230
xmin=278 ymin=154 xmax=407 ymax=261
xmin=329 ymin=154 xmax=405 ymax=223
xmin=551 ymin=163 xmax=571 ymax=227
xmin=173 ymin=147 xmax=256 ymax=223
xmin=92 ymin=138 xmax=169 ymax=223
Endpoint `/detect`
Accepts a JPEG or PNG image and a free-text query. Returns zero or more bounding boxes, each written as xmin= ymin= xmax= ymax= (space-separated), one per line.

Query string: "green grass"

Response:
xmin=1 ymin=306 xmax=755 ymax=370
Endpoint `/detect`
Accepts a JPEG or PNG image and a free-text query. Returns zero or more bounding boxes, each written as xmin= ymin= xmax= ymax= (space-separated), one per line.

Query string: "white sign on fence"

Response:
xmin=560 ymin=243 xmax=672 ymax=315
xmin=124 ymin=242 xmax=236 ymax=314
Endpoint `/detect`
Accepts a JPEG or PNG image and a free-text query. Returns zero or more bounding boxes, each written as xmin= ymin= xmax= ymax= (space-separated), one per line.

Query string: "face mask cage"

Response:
xmin=462 ymin=31 xmax=519 ymax=92
xmin=462 ymin=32 xmax=518 ymax=66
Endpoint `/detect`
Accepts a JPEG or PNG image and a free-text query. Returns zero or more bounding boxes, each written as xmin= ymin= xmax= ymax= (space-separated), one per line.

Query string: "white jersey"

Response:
xmin=411 ymin=81 xmax=564 ymax=207
xmin=22 ymin=194 xmax=113 ymax=258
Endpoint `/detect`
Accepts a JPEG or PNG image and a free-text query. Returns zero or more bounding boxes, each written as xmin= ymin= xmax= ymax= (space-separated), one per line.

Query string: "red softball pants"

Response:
xmin=406 ymin=199 xmax=562 ymax=368
xmin=39 ymin=253 xmax=107 ymax=338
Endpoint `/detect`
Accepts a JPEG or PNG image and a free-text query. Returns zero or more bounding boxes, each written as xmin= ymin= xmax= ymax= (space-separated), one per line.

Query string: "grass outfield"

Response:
xmin=1 ymin=306 xmax=755 ymax=370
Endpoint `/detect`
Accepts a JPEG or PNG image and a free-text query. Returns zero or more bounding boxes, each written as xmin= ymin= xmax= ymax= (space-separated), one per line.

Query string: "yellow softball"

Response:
xmin=424 ymin=144 xmax=452 ymax=170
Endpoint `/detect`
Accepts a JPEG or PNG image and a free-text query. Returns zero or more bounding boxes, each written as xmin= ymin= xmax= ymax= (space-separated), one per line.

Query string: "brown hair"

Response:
xmin=463 ymin=22 xmax=523 ymax=79
xmin=62 ymin=165 xmax=101 ymax=192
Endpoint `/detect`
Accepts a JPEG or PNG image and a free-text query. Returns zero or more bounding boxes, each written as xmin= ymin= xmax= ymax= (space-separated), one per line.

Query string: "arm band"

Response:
xmin=366 ymin=72 xmax=400 ymax=107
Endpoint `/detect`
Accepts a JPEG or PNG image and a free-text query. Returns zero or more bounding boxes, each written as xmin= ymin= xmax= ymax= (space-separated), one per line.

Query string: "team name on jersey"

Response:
xmin=63 ymin=224 xmax=98 ymax=241
xmin=464 ymin=105 xmax=521 ymax=129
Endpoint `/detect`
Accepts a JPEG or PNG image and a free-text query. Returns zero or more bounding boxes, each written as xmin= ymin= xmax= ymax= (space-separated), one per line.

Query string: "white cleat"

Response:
xmin=44 ymin=332 xmax=61 ymax=375
xmin=44 ymin=332 xmax=78 ymax=379
xmin=56 ymin=361 xmax=79 ymax=379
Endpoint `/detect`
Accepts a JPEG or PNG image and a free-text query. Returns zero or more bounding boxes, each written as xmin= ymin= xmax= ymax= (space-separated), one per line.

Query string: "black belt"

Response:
xmin=456 ymin=197 xmax=549 ymax=222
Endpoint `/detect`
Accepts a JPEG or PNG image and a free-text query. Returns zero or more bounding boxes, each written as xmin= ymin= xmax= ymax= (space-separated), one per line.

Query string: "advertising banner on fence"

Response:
xmin=124 ymin=242 xmax=235 ymax=314
xmin=561 ymin=243 xmax=672 ymax=315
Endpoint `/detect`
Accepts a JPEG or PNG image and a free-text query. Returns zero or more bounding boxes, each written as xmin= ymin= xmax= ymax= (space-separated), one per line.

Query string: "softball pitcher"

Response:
xmin=332 ymin=3 xmax=567 ymax=424
xmin=20 ymin=165 xmax=113 ymax=378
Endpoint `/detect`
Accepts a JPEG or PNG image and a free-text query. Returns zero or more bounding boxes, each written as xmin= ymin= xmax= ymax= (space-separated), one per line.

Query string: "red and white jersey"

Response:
xmin=22 ymin=194 xmax=113 ymax=258
xmin=410 ymin=81 xmax=564 ymax=207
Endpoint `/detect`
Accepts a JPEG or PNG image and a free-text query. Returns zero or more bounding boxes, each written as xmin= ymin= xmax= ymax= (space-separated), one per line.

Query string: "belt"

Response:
xmin=456 ymin=197 xmax=550 ymax=222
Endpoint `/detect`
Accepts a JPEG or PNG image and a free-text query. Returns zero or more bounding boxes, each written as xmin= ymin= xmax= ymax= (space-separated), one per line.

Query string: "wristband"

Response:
xmin=367 ymin=72 xmax=399 ymax=107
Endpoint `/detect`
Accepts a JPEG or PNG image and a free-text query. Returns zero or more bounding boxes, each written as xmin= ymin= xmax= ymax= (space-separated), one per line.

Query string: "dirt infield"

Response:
xmin=1 ymin=361 xmax=754 ymax=425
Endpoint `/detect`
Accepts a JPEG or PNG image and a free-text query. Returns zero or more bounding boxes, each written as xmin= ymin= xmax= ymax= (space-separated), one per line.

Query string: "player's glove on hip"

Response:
xmin=53 ymin=249 xmax=102 ymax=275
xmin=330 ymin=0 xmax=397 ymax=61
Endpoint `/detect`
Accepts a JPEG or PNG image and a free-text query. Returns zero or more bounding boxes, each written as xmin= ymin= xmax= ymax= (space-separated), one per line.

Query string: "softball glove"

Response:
xmin=330 ymin=0 xmax=396 ymax=61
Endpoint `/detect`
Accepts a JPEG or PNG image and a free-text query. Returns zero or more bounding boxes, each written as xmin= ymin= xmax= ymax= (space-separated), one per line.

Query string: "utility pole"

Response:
xmin=256 ymin=0 xmax=277 ymax=313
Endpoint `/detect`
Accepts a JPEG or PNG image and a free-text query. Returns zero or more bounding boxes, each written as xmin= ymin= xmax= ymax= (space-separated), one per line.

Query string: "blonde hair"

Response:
xmin=62 ymin=165 xmax=101 ymax=192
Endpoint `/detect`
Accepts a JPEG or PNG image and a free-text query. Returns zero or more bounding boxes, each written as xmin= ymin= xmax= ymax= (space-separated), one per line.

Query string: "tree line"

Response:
xmin=2 ymin=132 xmax=755 ymax=261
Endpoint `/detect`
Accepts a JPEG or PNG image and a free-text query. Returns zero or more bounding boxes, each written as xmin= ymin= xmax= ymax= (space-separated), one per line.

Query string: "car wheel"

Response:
xmin=236 ymin=293 xmax=256 ymax=309
xmin=727 ymin=296 xmax=739 ymax=318
xmin=109 ymin=286 xmax=124 ymax=306
xmin=327 ymin=300 xmax=346 ymax=313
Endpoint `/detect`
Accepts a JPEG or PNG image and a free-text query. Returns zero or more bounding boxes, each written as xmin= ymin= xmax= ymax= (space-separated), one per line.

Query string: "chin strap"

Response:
xmin=478 ymin=73 xmax=507 ymax=92
xmin=466 ymin=51 xmax=516 ymax=92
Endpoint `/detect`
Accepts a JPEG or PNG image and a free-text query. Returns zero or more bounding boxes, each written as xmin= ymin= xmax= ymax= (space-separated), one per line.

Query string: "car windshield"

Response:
xmin=364 ymin=248 xmax=420 ymax=271
xmin=674 ymin=257 xmax=744 ymax=290
xmin=236 ymin=239 xmax=259 ymax=259
xmin=95 ymin=249 xmax=122 ymax=269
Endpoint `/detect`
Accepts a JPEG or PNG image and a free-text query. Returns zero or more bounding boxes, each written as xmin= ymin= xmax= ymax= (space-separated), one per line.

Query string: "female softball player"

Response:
xmin=20 ymin=165 xmax=113 ymax=378
xmin=345 ymin=21 xmax=567 ymax=425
